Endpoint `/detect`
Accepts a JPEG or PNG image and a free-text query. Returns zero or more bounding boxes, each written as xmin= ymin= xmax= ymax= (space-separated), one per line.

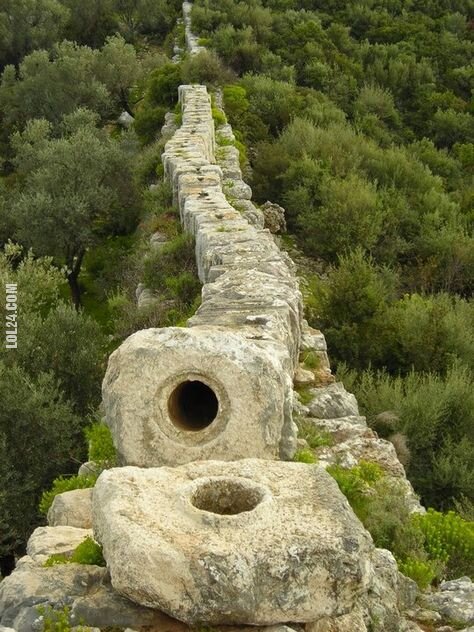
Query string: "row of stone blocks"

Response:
xmin=103 ymin=85 xmax=303 ymax=468
xmin=0 ymin=84 xmax=418 ymax=631
xmin=91 ymin=84 xmax=420 ymax=629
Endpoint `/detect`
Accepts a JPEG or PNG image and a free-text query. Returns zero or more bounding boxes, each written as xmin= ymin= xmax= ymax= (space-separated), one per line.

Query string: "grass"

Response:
xmin=297 ymin=419 xmax=333 ymax=449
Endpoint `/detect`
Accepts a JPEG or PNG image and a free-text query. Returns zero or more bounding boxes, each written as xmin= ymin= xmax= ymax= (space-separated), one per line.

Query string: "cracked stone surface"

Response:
xmin=93 ymin=460 xmax=375 ymax=625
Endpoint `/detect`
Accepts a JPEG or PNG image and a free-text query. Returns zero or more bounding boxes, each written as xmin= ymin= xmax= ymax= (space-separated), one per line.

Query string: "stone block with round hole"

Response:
xmin=92 ymin=459 xmax=374 ymax=624
xmin=102 ymin=327 xmax=291 ymax=466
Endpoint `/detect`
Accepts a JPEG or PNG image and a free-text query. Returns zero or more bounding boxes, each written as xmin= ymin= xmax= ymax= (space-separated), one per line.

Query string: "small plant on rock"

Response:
xmin=39 ymin=474 xmax=97 ymax=515
xmin=44 ymin=536 xmax=105 ymax=568
xmin=293 ymin=448 xmax=318 ymax=464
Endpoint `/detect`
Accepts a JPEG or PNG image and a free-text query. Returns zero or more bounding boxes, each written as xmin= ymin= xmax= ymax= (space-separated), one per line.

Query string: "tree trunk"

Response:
xmin=120 ymin=88 xmax=133 ymax=115
xmin=67 ymin=250 xmax=85 ymax=310
xmin=67 ymin=272 xmax=82 ymax=310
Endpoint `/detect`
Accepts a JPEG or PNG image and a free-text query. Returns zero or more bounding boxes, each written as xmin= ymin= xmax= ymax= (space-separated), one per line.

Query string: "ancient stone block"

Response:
xmin=47 ymin=489 xmax=93 ymax=529
xmin=102 ymin=327 xmax=291 ymax=466
xmin=92 ymin=460 xmax=374 ymax=625
xmin=26 ymin=526 xmax=92 ymax=563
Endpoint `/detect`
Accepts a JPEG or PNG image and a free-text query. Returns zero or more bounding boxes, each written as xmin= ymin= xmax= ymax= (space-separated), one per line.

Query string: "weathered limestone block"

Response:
xmin=93 ymin=460 xmax=374 ymax=625
xmin=26 ymin=526 xmax=92 ymax=563
xmin=422 ymin=577 xmax=474 ymax=625
xmin=0 ymin=557 xmax=105 ymax=630
xmin=307 ymin=383 xmax=359 ymax=419
xmin=117 ymin=111 xmax=134 ymax=128
xmin=294 ymin=366 xmax=316 ymax=386
xmin=78 ymin=460 xmax=101 ymax=477
xmin=47 ymin=489 xmax=92 ymax=529
xmin=261 ymin=201 xmax=287 ymax=234
xmin=307 ymin=608 xmax=367 ymax=632
xmin=316 ymin=434 xmax=408 ymax=477
xmin=103 ymin=328 xmax=291 ymax=466
xmin=0 ymin=555 xmax=178 ymax=632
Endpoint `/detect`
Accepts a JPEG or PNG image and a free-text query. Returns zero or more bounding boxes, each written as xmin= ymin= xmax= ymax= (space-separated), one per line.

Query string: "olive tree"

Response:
xmin=10 ymin=109 xmax=139 ymax=307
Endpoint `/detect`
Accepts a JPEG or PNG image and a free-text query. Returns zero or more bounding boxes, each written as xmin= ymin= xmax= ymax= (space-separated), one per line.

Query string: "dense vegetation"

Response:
xmin=0 ymin=0 xmax=472 ymax=590
xmin=0 ymin=0 xmax=193 ymax=573
xmin=187 ymin=0 xmax=473 ymax=516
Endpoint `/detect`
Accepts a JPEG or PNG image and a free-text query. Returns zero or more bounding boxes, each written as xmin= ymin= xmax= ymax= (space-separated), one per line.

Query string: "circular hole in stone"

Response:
xmin=191 ymin=479 xmax=265 ymax=515
xmin=168 ymin=380 xmax=219 ymax=431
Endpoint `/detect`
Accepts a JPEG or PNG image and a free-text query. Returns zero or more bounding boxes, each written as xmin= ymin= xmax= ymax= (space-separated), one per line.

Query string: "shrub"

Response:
xmin=328 ymin=461 xmax=385 ymax=522
xmin=212 ymin=107 xmax=227 ymax=125
xmin=164 ymin=271 xmax=201 ymax=307
xmin=340 ymin=362 xmax=474 ymax=509
xmin=413 ymin=509 xmax=474 ymax=578
xmin=293 ymin=448 xmax=318 ymax=464
xmin=398 ymin=558 xmax=438 ymax=589
xmin=313 ymin=249 xmax=398 ymax=369
xmin=143 ymin=234 xmax=198 ymax=296
xmin=44 ymin=536 xmax=105 ymax=568
xmin=134 ymin=106 xmax=167 ymax=145
xmin=181 ymin=50 xmax=234 ymax=85
xmin=85 ymin=423 xmax=116 ymax=467
xmin=147 ymin=63 xmax=182 ymax=107
xmin=301 ymin=350 xmax=320 ymax=370
xmin=297 ymin=419 xmax=332 ymax=449
xmin=39 ymin=475 xmax=97 ymax=515
xmin=223 ymin=85 xmax=250 ymax=122
xmin=71 ymin=536 xmax=105 ymax=566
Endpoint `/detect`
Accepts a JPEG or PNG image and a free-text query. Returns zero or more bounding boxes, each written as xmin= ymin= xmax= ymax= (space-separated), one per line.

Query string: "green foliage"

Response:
xmin=39 ymin=475 xmax=97 ymax=515
xmin=293 ymin=448 xmax=318 ymax=464
xmin=340 ymin=362 xmax=474 ymax=509
xmin=212 ymin=107 xmax=227 ymax=126
xmin=181 ymin=50 xmax=234 ymax=86
xmin=327 ymin=460 xmax=474 ymax=585
xmin=0 ymin=246 xmax=107 ymax=559
xmin=37 ymin=604 xmax=92 ymax=631
xmin=0 ymin=0 xmax=69 ymax=67
xmin=313 ymin=249 xmax=398 ymax=369
xmin=85 ymin=423 xmax=116 ymax=467
xmin=301 ymin=350 xmax=320 ymax=370
xmin=297 ymin=419 xmax=332 ymax=449
xmin=295 ymin=386 xmax=314 ymax=406
xmin=0 ymin=363 xmax=83 ymax=557
xmin=398 ymin=558 xmax=438 ymax=590
xmin=143 ymin=233 xmax=200 ymax=305
xmin=7 ymin=109 xmax=139 ymax=307
xmin=147 ymin=63 xmax=182 ymax=108
xmin=71 ymin=536 xmax=105 ymax=566
xmin=134 ymin=105 xmax=167 ymax=144
xmin=413 ymin=509 xmax=474 ymax=578
xmin=37 ymin=605 xmax=73 ymax=632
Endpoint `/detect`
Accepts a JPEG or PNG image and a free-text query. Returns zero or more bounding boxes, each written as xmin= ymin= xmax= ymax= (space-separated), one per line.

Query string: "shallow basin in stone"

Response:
xmin=92 ymin=459 xmax=374 ymax=625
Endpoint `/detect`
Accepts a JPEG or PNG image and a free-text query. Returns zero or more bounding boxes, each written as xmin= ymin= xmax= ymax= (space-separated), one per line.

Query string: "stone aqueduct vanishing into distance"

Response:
xmin=0 ymin=5 xmax=433 ymax=631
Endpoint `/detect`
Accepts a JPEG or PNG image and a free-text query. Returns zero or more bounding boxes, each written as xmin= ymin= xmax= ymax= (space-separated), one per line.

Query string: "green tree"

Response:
xmin=0 ymin=245 xmax=106 ymax=568
xmin=299 ymin=173 xmax=384 ymax=262
xmin=61 ymin=0 xmax=116 ymax=48
xmin=9 ymin=110 xmax=139 ymax=307
xmin=0 ymin=43 xmax=109 ymax=138
xmin=0 ymin=0 xmax=69 ymax=67
xmin=315 ymin=249 xmax=397 ymax=367
xmin=0 ymin=363 xmax=82 ymax=570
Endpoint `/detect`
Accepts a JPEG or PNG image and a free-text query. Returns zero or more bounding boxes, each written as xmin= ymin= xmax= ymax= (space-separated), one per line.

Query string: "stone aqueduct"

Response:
xmin=0 ymin=5 xmax=431 ymax=632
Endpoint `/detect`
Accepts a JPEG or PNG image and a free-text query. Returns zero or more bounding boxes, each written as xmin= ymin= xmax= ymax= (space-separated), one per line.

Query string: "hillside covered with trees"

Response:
xmin=0 ymin=0 xmax=472 ymax=597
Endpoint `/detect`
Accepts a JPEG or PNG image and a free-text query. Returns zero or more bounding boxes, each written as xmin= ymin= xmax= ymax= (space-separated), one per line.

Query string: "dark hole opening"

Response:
xmin=168 ymin=380 xmax=219 ymax=431
xmin=191 ymin=479 xmax=264 ymax=515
